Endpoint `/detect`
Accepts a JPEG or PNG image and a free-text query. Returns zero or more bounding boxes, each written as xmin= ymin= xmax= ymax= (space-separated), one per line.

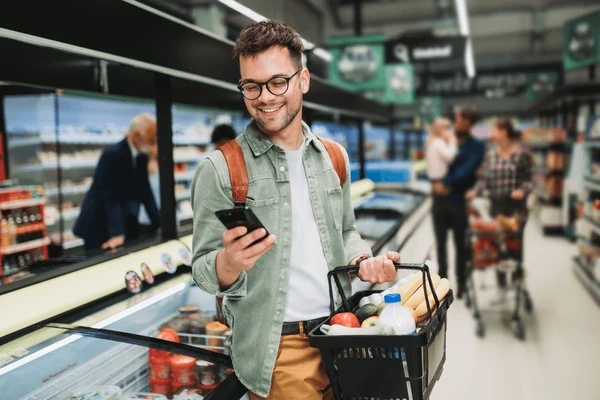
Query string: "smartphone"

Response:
xmin=215 ymin=207 xmax=269 ymax=244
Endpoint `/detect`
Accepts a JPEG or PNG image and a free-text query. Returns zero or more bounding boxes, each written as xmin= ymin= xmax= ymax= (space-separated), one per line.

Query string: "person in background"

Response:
xmin=426 ymin=117 xmax=457 ymax=182
xmin=466 ymin=118 xmax=534 ymax=304
xmin=431 ymin=106 xmax=485 ymax=298
xmin=211 ymin=124 xmax=238 ymax=149
xmin=191 ymin=20 xmax=401 ymax=400
xmin=73 ymin=113 xmax=160 ymax=251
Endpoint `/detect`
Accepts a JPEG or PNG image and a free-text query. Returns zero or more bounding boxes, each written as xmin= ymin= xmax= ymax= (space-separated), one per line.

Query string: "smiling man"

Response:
xmin=190 ymin=20 xmax=401 ymax=400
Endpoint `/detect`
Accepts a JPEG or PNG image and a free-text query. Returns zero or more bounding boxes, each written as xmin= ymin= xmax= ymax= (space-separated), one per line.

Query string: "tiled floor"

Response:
xmin=429 ymin=216 xmax=600 ymax=400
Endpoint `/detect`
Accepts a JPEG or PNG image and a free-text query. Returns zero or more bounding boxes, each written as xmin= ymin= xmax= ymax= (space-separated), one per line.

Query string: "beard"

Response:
xmin=250 ymin=97 xmax=302 ymax=135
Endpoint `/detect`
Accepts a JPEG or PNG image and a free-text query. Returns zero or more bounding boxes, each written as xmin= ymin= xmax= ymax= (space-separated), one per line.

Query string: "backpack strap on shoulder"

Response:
xmin=218 ymin=139 xmax=248 ymax=207
xmin=318 ymin=136 xmax=347 ymax=187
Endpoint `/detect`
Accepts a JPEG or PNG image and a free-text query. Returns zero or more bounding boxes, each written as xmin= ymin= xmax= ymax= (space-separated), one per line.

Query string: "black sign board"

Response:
xmin=385 ymin=36 xmax=467 ymax=64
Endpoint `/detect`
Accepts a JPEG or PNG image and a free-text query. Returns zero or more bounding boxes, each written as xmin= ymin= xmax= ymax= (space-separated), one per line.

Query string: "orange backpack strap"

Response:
xmin=318 ymin=136 xmax=347 ymax=187
xmin=218 ymin=139 xmax=249 ymax=207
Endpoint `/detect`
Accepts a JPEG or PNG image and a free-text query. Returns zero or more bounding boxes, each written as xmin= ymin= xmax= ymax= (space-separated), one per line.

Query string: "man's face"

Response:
xmin=239 ymin=46 xmax=309 ymax=136
xmin=136 ymin=122 xmax=158 ymax=155
xmin=454 ymin=113 xmax=472 ymax=139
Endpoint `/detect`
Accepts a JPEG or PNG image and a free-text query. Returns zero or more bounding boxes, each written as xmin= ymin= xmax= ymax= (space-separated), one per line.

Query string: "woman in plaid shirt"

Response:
xmin=467 ymin=118 xmax=534 ymax=304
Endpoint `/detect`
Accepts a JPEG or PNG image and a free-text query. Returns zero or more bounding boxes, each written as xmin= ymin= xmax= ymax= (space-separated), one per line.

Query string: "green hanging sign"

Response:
xmin=381 ymin=64 xmax=415 ymax=105
xmin=416 ymin=96 xmax=441 ymax=123
xmin=525 ymin=71 xmax=559 ymax=101
xmin=328 ymin=34 xmax=387 ymax=92
xmin=563 ymin=11 xmax=600 ymax=71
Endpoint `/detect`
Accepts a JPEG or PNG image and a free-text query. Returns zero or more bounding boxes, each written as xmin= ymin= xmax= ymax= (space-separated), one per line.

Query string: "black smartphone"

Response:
xmin=215 ymin=207 xmax=269 ymax=244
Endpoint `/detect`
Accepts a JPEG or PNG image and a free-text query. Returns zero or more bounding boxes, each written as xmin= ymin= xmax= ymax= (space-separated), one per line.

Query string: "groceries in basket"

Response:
xmin=322 ymin=271 xmax=451 ymax=336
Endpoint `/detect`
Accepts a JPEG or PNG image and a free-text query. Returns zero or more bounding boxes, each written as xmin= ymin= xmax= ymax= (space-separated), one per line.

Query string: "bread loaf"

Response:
xmin=392 ymin=272 xmax=425 ymax=305
xmin=404 ymin=274 xmax=441 ymax=310
xmin=415 ymin=278 xmax=451 ymax=320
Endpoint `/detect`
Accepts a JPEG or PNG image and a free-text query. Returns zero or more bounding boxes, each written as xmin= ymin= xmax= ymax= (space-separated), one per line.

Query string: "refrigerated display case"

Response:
xmin=3 ymin=91 xmax=249 ymax=252
xmin=0 ymin=273 xmax=248 ymax=400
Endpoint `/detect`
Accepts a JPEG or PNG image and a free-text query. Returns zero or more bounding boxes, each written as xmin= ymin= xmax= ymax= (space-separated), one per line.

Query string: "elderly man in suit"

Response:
xmin=73 ymin=112 xmax=161 ymax=251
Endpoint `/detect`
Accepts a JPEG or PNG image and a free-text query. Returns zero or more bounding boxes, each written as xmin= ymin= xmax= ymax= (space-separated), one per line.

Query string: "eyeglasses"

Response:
xmin=238 ymin=69 xmax=303 ymax=100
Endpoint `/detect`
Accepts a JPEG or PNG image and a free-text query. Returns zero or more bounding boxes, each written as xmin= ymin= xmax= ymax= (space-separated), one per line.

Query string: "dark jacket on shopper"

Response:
xmin=73 ymin=138 xmax=160 ymax=251
xmin=442 ymin=135 xmax=486 ymax=203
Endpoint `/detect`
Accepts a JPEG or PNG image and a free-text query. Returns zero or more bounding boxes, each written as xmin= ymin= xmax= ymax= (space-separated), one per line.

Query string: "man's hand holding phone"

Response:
xmin=216 ymin=225 xmax=277 ymax=289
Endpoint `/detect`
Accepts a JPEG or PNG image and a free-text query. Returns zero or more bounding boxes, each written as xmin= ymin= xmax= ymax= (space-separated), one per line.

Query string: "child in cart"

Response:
xmin=466 ymin=118 xmax=534 ymax=304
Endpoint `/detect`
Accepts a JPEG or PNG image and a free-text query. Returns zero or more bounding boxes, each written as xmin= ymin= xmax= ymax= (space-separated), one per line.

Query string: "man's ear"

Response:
xmin=300 ymin=68 xmax=310 ymax=94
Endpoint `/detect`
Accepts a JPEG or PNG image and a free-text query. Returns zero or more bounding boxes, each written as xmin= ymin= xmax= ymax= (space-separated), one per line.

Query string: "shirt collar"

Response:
xmin=243 ymin=119 xmax=325 ymax=157
xmin=126 ymin=137 xmax=139 ymax=160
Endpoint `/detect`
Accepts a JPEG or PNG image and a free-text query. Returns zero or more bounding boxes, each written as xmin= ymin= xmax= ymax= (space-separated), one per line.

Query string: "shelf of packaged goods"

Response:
xmin=10 ymin=134 xmax=123 ymax=147
xmin=0 ymin=237 xmax=51 ymax=255
xmin=174 ymin=154 xmax=206 ymax=164
xmin=0 ymin=198 xmax=46 ymax=210
xmin=582 ymin=216 xmax=600 ymax=237
xmin=573 ymin=255 xmax=600 ymax=306
xmin=16 ymin=223 xmax=46 ymax=236
xmin=13 ymin=159 xmax=99 ymax=173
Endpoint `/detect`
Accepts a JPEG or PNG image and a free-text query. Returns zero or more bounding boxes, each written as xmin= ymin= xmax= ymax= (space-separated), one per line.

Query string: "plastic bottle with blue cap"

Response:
xmin=379 ymin=293 xmax=416 ymax=335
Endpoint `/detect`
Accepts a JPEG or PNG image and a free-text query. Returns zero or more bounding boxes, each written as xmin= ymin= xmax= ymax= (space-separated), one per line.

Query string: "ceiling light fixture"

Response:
xmin=217 ymin=0 xmax=333 ymax=63
xmin=455 ymin=0 xmax=475 ymax=78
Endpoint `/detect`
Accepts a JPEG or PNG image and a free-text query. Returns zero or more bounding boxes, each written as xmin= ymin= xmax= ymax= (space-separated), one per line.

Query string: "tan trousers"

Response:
xmin=248 ymin=333 xmax=334 ymax=400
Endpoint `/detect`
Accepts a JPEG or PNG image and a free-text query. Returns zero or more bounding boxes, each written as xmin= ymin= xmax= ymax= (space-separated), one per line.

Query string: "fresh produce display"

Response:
xmin=324 ymin=272 xmax=451 ymax=336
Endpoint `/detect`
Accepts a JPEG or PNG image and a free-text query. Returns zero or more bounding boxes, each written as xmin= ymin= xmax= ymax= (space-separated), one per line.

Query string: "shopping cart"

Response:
xmin=309 ymin=263 xmax=453 ymax=400
xmin=464 ymin=199 xmax=534 ymax=340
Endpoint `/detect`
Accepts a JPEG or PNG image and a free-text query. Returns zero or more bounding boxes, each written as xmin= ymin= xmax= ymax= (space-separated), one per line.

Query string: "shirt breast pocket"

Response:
xmin=246 ymin=197 xmax=279 ymax=235
xmin=327 ymin=187 xmax=343 ymax=232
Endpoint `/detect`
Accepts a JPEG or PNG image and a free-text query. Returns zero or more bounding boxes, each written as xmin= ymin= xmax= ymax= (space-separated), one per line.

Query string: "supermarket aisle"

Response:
xmin=429 ymin=216 xmax=600 ymax=400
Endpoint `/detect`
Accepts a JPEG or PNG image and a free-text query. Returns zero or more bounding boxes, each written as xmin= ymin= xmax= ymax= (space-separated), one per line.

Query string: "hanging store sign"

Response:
xmin=415 ymin=97 xmax=441 ymax=124
xmin=563 ymin=11 xmax=600 ymax=71
xmin=385 ymin=36 xmax=466 ymax=64
xmin=328 ymin=35 xmax=387 ymax=92
xmin=382 ymin=64 xmax=415 ymax=105
xmin=416 ymin=67 xmax=561 ymax=99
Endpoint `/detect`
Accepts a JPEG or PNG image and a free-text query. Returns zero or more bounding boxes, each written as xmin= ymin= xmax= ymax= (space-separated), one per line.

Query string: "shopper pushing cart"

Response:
xmin=465 ymin=117 xmax=535 ymax=339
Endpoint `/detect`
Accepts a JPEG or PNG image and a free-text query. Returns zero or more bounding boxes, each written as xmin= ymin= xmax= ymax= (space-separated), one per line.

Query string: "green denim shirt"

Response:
xmin=190 ymin=120 xmax=371 ymax=397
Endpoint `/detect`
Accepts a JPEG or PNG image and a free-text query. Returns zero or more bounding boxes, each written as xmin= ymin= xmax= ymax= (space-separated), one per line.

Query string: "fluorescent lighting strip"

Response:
xmin=455 ymin=0 xmax=476 ymax=78
xmin=217 ymin=0 xmax=332 ymax=62
xmin=0 ymin=282 xmax=186 ymax=377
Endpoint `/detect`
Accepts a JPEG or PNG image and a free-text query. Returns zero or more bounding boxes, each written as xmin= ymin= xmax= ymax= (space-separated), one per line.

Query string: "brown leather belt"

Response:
xmin=281 ymin=317 xmax=328 ymax=336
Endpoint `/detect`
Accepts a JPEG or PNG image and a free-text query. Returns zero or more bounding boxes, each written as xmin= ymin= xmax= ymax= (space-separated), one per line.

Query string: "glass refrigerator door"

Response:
xmin=0 ymin=275 xmax=248 ymax=400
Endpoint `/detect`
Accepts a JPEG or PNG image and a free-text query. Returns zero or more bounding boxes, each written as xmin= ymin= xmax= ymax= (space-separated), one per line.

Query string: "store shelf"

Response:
xmin=13 ymin=159 xmax=98 ymax=173
xmin=16 ymin=222 xmax=46 ymax=235
xmin=584 ymin=141 xmax=600 ymax=149
xmin=0 ymin=237 xmax=51 ymax=255
xmin=175 ymin=171 xmax=195 ymax=182
xmin=573 ymin=256 xmax=600 ymax=306
xmin=582 ymin=216 xmax=600 ymax=237
xmin=174 ymin=154 xmax=206 ymax=164
xmin=45 ymin=184 xmax=91 ymax=197
xmin=0 ymin=198 xmax=46 ymax=210
xmin=173 ymin=136 xmax=210 ymax=146
xmin=10 ymin=133 xmax=123 ymax=146
xmin=175 ymin=190 xmax=191 ymax=201
xmin=62 ymin=238 xmax=84 ymax=250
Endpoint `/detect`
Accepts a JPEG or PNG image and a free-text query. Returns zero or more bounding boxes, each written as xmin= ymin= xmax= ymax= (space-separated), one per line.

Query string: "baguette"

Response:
xmin=392 ymin=272 xmax=427 ymax=305
xmin=415 ymin=278 xmax=451 ymax=320
xmin=404 ymin=274 xmax=441 ymax=310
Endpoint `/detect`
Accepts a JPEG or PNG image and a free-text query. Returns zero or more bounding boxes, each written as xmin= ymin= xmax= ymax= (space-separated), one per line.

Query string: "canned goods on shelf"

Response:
xmin=149 ymin=356 xmax=171 ymax=381
xmin=170 ymin=355 xmax=197 ymax=388
xmin=196 ymin=360 xmax=218 ymax=388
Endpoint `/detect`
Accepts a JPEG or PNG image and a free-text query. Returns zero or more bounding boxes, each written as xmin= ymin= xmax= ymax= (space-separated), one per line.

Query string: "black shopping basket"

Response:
xmin=309 ymin=263 xmax=453 ymax=400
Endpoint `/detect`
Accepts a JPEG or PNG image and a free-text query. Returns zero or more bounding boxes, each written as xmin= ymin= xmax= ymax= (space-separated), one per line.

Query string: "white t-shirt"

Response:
xmin=426 ymin=137 xmax=458 ymax=180
xmin=283 ymin=143 xmax=331 ymax=322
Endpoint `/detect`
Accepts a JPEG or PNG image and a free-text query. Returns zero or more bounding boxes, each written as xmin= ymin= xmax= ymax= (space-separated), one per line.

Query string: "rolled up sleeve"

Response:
xmin=190 ymin=155 xmax=247 ymax=299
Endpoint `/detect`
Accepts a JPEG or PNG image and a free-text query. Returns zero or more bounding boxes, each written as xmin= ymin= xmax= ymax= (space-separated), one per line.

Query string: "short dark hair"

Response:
xmin=496 ymin=117 xmax=522 ymax=140
xmin=458 ymin=106 xmax=480 ymax=125
xmin=211 ymin=124 xmax=237 ymax=144
xmin=233 ymin=20 xmax=304 ymax=69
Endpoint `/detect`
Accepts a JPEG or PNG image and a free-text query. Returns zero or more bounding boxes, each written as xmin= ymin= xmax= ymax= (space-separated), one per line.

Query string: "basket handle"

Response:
xmin=327 ymin=262 xmax=441 ymax=324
